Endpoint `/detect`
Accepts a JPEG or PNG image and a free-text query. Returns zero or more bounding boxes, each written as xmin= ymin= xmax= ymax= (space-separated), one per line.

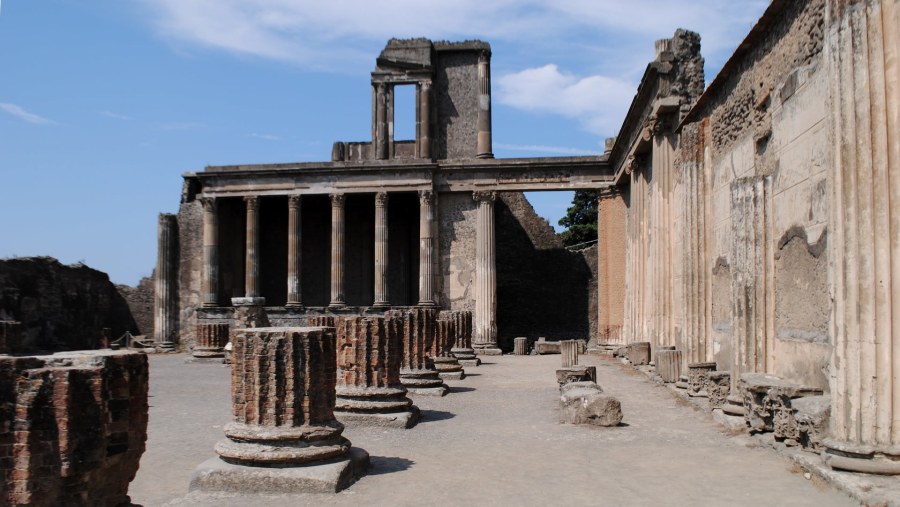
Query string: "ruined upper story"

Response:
xmin=332 ymin=38 xmax=494 ymax=163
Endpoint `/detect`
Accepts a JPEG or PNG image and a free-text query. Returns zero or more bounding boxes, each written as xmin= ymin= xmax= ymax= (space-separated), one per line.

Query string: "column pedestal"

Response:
xmin=449 ymin=311 xmax=480 ymax=366
xmin=387 ymin=308 xmax=448 ymax=396
xmin=433 ymin=313 xmax=465 ymax=380
xmin=193 ymin=322 xmax=228 ymax=358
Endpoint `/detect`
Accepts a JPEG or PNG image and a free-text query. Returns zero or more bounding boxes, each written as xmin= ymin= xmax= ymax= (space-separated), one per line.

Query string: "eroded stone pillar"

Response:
xmin=373 ymin=192 xmax=390 ymax=308
xmin=418 ymin=81 xmax=431 ymax=159
xmin=196 ymin=326 xmax=368 ymax=493
xmin=473 ymin=191 xmax=500 ymax=355
xmin=200 ymin=197 xmax=219 ymax=307
xmin=387 ymin=308 xmax=447 ymax=396
xmin=476 ymin=50 xmax=493 ymax=159
xmin=375 ymin=83 xmax=388 ymax=160
xmin=287 ymin=195 xmax=302 ymax=308
xmin=329 ymin=193 xmax=347 ymax=308
xmin=418 ymin=190 xmax=436 ymax=306
xmin=657 ymin=349 xmax=683 ymax=383
xmin=824 ymin=0 xmax=900 ymax=475
xmin=334 ymin=316 xmax=418 ymax=428
xmin=154 ymin=213 xmax=178 ymax=349
xmin=513 ymin=337 xmax=528 ymax=356
xmin=560 ymin=340 xmax=579 ymax=368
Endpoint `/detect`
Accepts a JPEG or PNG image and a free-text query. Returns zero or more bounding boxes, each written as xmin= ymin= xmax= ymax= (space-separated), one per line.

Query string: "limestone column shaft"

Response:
xmin=824 ymin=0 xmax=900 ymax=474
xmin=374 ymin=192 xmax=390 ymax=307
xmin=473 ymin=191 xmax=498 ymax=351
xmin=418 ymin=81 xmax=431 ymax=159
xmin=418 ymin=190 xmax=436 ymax=306
xmin=244 ymin=196 xmax=261 ymax=299
xmin=330 ymin=193 xmax=347 ymax=307
xmin=476 ymin=50 xmax=493 ymax=159
xmin=154 ymin=213 xmax=178 ymax=344
xmin=375 ymin=83 xmax=388 ymax=160
xmin=287 ymin=195 xmax=302 ymax=307
xmin=201 ymin=197 xmax=219 ymax=307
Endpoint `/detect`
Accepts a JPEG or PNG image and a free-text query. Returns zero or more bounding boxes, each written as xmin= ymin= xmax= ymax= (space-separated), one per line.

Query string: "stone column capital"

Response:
xmin=244 ymin=195 xmax=259 ymax=210
xmin=418 ymin=189 xmax=434 ymax=205
xmin=473 ymin=190 xmax=496 ymax=203
xmin=288 ymin=194 xmax=302 ymax=209
xmin=375 ymin=192 xmax=389 ymax=207
xmin=200 ymin=196 xmax=217 ymax=213
xmin=330 ymin=193 xmax=346 ymax=206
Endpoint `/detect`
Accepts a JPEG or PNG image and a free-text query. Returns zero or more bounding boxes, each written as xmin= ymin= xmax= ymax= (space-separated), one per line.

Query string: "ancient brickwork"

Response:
xmin=0 ymin=350 xmax=148 ymax=507
xmin=116 ymin=276 xmax=154 ymax=336
xmin=385 ymin=308 xmax=446 ymax=395
xmin=0 ymin=257 xmax=138 ymax=353
xmin=218 ymin=327 xmax=344 ymax=464
xmin=194 ymin=322 xmax=229 ymax=358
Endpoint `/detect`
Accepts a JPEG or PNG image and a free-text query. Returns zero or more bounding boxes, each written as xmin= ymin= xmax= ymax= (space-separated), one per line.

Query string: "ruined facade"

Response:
xmin=161 ymin=39 xmax=612 ymax=357
xmin=609 ymin=0 xmax=900 ymax=474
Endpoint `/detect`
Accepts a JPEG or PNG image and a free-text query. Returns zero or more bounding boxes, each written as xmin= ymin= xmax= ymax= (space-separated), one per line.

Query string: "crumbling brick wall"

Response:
xmin=0 ymin=350 xmax=148 ymax=507
xmin=116 ymin=275 xmax=154 ymax=336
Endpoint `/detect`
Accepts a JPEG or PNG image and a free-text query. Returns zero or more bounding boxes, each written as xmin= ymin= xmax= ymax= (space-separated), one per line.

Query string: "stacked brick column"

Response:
xmin=334 ymin=316 xmax=418 ymax=428
xmin=193 ymin=322 xmax=229 ymax=358
xmin=386 ymin=308 xmax=447 ymax=396
xmin=450 ymin=311 xmax=480 ymax=366
xmin=433 ymin=312 xmax=465 ymax=380
xmin=0 ymin=351 xmax=148 ymax=507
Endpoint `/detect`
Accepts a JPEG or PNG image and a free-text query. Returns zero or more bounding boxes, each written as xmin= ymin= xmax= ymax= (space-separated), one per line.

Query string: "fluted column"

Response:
xmin=287 ymin=195 xmax=302 ymax=308
xmin=418 ymin=81 xmax=431 ymax=159
xmin=200 ymin=197 xmax=219 ymax=307
xmin=418 ymin=190 xmax=436 ymax=306
xmin=241 ymin=196 xmax=263 ymax=305
xmin=154 ymin=213 xmax=178 ymax=348
xmin=473 ymin=191 xmax=500 ymax=354
xmin=476 ymin=50 xmax=493 ymax=159
xmin=373 ymin=192 xmax=390 ymax=308
xmin=824 ymin=0 xmax=900 ymax=475
xmin=330 ymin=193 xmax=347 ymax=308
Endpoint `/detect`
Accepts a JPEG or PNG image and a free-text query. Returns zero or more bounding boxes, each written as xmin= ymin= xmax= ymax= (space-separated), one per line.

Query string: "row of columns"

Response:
xmin=198 ymin=192 xmax=494 ymax=347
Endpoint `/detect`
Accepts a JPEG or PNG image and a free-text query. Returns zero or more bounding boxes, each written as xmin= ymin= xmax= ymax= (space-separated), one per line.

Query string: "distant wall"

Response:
xmin=117 ymin=275 xmax=154 ymax=336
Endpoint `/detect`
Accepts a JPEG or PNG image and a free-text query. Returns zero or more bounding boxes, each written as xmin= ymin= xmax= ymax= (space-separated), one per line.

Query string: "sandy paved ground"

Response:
xmin=128 ymin=353 xmax=858 ymax=506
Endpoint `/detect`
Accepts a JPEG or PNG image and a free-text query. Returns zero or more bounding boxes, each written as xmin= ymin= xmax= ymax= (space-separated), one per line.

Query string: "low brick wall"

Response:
xmin=0 ymin=350 xmax=148 ymax=507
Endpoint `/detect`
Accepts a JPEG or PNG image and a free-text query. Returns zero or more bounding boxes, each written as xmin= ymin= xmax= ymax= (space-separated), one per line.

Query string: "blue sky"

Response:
xmin=0 ymin=0 xmax=768 ymax=285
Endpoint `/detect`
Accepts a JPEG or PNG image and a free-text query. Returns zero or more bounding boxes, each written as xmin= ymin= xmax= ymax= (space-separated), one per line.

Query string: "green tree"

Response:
xmin=558 ymin=190 xmax=598 ymax=247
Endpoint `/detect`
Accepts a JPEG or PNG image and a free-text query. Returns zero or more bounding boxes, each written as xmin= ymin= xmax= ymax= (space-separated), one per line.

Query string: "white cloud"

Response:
xmin=100 ymin=110 xmax=131 ymax=120
xmin=497 ymin=65 xmax=636 ymax=137
xmin=0 ymin=102 xmax=54 ymax=125
xmin=250 ymin=132 xmax=281 ymax=141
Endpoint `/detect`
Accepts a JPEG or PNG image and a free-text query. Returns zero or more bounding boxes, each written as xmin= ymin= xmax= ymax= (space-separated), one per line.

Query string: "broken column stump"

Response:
xmin=190 ymin=327 xmax=369 ymax=494
xmin=626 ymin=342 xmax=651 ymax=366
xmin=193 ymin=322 xmax=229 ymax=358
xmin=0 ymin=320 xmax=22 ymax=355
xmin=560 ymin=340 xmax=579 ymax=367
xmin=556 ymin=365 xmax=597 ymax=389
xmin=675 ymin=375 xmax=689 ymax=390
xmin=513 ymin=336 xmax=528 ymax=355
xmin=334 ymin=316 xmax=418 ymax=429
xmin=433 ymin=312 xmax=465 ymax=380
xmin=687 ymin=362 xmax=716 ymax=397
xmin=656 ymin=349 xmax=682 ymax=383
xmin=559 ymin=381 xmax=623 ymax=427
xmin=0 ymin=350 xmax=148 ymax=507
xmin=387 ymin=309 xmax=448 ymax=396
xmin=449 ymin=311 xmax=480 ymax=367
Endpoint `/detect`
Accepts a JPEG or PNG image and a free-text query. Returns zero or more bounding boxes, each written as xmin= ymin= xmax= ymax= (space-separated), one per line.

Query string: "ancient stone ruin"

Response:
xmin=0 ymin=350 xmax=148 ymax=507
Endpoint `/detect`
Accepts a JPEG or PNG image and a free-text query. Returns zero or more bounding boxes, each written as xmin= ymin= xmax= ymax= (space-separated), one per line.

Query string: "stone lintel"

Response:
xmin=231 ymin=297 xmax=266 ymax=307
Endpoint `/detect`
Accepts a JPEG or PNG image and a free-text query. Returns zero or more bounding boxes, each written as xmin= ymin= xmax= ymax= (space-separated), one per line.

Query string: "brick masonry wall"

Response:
xmin=0 ymin=350 xmax=148 ymax=507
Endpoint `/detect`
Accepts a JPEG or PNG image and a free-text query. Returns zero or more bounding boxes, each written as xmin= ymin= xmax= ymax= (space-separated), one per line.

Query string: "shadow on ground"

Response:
xmin=449 ymin=386 xmax=476 ymax=394
xmin=368 ymin=456 xmax=415 ymax=476
xmin=418 ymin=409 xmax=455 ymax=423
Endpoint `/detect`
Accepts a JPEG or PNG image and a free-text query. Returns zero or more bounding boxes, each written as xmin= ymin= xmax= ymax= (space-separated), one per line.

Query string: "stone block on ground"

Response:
xmin=791 ymin=395 xmax=830 ymax=451
xmin=705 ymin=371 xmax=731 ymax=408
xmin=513 ymin=336 xmax=528 ymax=355
xmin=656 ymin=349 xmax=683 ymax=383
xmin=687 ymin=362 xmax=716 ymax=397
xmin=559 ymin=381 xmax=623 ymax=427
xmin=535 ymin=338 xmax=561 ymax=355
xmin=556 ymin=365 xmax=597 ymax=389
xmin=739 ymin=373 xmax=823 ymax=440
xmin=626 ymin=342 xmax=651 ymax=365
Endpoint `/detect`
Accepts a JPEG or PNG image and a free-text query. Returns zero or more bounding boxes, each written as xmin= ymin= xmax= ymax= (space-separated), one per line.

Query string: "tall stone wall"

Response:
xmin=177 ymin=198 xmax=203 ymax=349
xmin=438 ymin=192 xmax=478 ymax=312
xmin=117 ymin=275 xmax=154 ymax=336
xmin=0 ymin=257 xmax=138 ymax=353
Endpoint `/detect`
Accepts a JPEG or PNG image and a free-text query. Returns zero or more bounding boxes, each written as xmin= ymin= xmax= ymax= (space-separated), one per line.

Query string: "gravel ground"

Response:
xmin=128 ymin=353 xmax=858 ymax=507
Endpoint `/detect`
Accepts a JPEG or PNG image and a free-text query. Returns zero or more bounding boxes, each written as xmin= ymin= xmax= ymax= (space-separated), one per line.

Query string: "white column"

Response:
xmin=374 ymin=192 xmax=390 ymax=307
xmin=473 ymin=191 xmax=500 ymax=354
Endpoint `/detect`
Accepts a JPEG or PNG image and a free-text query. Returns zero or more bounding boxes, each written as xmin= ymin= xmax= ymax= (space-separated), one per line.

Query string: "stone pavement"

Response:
xmin=129 ymin=354 xmax=858 ymax=506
